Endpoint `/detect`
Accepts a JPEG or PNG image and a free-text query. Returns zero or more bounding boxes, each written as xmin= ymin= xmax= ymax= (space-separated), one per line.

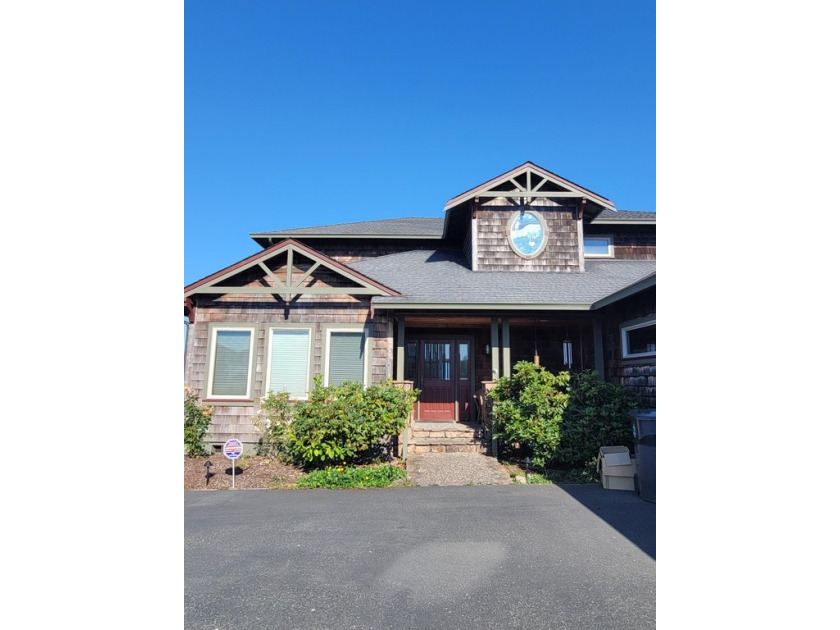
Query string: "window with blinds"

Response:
xmin=209 ymin=329 xmax=253 ymax=397
xmin=266 ymin=328 xmax=311 ymax=399
xmin=327 ymin=330 xmax=366 ymax=386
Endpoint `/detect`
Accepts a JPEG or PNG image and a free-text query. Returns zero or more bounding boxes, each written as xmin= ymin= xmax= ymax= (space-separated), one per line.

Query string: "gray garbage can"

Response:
xmin=631 ymin=409 xmax=656 ymax=503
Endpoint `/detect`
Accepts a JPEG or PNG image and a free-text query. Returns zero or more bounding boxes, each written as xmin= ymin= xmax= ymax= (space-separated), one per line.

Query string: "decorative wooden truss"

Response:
xmin=444 ymin=162 xmax=615 ymax=211
xmin=184 ymin=239 xmax=399 ymax=304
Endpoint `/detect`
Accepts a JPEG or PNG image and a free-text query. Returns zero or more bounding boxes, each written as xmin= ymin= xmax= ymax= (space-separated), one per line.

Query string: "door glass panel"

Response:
xmin=459 ymin=343 xmax=469 ymax=380
xmin=423 ymin=342 xmax=451 ymax=380
xmin=405 ymin=341 xmax=417 ymax=384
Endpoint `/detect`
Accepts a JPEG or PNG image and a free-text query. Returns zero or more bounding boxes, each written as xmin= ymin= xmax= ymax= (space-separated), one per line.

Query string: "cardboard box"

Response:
xmin=599 ymin=446 xmax=636 ymax=491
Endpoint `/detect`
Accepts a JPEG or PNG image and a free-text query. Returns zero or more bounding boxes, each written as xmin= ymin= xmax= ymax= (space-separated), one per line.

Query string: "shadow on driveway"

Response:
xmin=552 ymin=483 xmax=655 ymax=560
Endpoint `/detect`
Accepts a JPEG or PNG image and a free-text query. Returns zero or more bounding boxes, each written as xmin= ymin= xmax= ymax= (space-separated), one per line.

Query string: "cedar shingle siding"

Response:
xmin=474 ymin=208 xmax=581 ymax=272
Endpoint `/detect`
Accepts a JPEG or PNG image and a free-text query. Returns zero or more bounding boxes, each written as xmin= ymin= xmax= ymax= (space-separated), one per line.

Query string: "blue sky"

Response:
xmin=185 ymin=0 xmax=655 ymax=285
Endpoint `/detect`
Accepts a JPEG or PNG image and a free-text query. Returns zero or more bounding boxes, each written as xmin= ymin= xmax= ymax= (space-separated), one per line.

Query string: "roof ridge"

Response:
xmin=252 ymin=216 xmax=443 ymax=235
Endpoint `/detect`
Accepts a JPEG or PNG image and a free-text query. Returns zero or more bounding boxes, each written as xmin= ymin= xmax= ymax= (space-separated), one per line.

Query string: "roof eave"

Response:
xmin=590 ymin=219 xmax=656 ymax=226
xmin=370 ymin=301 xmax=594 ymax=311
xmin=589 ymin=274 xmax=656 ymax=310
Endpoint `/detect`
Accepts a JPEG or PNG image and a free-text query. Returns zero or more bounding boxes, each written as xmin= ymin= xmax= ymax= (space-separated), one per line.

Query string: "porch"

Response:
xmin=393 ymin=313 xmax=603 ymax=424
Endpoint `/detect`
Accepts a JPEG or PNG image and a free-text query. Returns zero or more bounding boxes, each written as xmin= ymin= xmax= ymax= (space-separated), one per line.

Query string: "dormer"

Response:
xmin=441 ymin=162 xmax=616 ymax=272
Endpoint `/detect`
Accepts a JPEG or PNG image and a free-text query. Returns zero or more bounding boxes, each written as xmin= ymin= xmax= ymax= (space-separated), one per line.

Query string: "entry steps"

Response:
xmin=404 ymin=421 xmax=487 ymax=454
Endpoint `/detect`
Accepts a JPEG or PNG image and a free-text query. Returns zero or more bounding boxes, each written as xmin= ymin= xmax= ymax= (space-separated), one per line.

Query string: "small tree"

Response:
xmin=184 ymin=387 xmax=213 ymax=457
xmin=253 ymin=390 xmax=296 ymax=458
xmin=489 ymin=361 xmax=570 ymax=467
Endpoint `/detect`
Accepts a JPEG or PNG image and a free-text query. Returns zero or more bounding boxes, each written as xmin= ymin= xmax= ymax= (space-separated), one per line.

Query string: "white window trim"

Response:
xmin=264 ymin=326 xmax=313 ymax=400
xmin=323 ymin=326 xmax=370 ymax=386
xmin=621 ymin=319 xmax=656 ymax=359
xmin=584 ymin=234 xmax=614 ymax=258
xmin=206 ymin=325 xmax=256 ymax=400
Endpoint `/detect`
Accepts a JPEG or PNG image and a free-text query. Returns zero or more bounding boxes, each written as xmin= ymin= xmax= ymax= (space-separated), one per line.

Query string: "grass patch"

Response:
xmin=297 ymin=465 xmax=406 ymax=489
xmin=501 ymin=460 xmax=601 ymax=485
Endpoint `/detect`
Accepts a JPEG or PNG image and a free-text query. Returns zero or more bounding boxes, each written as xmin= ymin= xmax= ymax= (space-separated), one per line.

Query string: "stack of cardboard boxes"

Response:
xmin=598 ymin=446 xmax=636 ymax=491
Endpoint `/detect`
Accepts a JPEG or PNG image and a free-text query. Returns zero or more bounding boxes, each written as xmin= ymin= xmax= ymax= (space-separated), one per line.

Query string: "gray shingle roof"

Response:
xmin=251 ymin=217 xmax=444 ymax=239
xmin=592 ymin=210 xmax=656 ymax=223
xmin=348 ymin=249 xmax=655 ymax=309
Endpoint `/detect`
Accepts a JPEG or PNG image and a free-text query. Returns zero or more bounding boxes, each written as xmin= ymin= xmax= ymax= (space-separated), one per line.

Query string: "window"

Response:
xmin=405 ymin=341 xmax=418 ymax=387
xmin=265 ymin=328 xmax=312 ymax=399
xmin=207 ymin=326 xmax=255 ymax=399
xmin=325 ymin=328 xmax=368 ymax=386
xmin=584 ymin=235 xmax=614 ymax=257
xmin=621 ymin=320 xmax=656 ymax=358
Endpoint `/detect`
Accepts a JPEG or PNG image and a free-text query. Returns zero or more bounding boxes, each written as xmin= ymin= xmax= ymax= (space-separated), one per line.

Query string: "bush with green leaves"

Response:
xmin=554 ymin=370 xmax=638 ymax=468
xmin=297 ymin=464 xmax=406 ymax=489
xmin=184 ymin=387 xmax=213 ymax=457
xmin=282 ymin=377 xmax=418 ymax=467
xmin=253 ymin=390 xmax=296 ymax=457
xmin=489 ymin=361 xmax=570 ymax=467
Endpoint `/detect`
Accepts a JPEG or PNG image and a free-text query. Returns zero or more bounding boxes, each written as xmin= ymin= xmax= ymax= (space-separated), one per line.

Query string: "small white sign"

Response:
xmin=223 ymin=439 xmax=243 ymax=460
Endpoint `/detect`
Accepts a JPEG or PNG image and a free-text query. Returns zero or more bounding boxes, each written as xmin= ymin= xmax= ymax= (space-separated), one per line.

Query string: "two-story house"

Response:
xmin=184 ymin=162 xmax=656 ymax=452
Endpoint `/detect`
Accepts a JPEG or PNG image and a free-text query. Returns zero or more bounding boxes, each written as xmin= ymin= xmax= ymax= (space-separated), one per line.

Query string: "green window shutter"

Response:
xmin=268 ymin=329 xmax=310 ymax=398
xmin=211 ymin=330 xmax=252 ymax=396
xmin=328 ymin=331 xmax=365 ymax=385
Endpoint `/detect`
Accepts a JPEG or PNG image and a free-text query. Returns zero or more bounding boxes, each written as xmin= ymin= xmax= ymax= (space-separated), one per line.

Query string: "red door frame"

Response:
xmin=407 ymin=336 xmax=474 ymax=422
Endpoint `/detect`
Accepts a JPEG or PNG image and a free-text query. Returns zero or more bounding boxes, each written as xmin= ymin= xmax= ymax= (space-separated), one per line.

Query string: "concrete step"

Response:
xmin=406 ymin=443 xmax=485 ymax=454
xmin=408 ymin=436 xmax=482 ymax=445
xmin=411 ymin=430 xmax=479 ymax=439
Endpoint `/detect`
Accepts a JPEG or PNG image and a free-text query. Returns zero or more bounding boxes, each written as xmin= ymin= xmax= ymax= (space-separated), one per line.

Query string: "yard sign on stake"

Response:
xmin=223 ymin=439 xmax=243 ymax=489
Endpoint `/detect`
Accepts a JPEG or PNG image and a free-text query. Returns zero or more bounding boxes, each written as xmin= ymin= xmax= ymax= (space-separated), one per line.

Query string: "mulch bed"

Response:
xmin=184 ymin=454 xmax=305 ymax=490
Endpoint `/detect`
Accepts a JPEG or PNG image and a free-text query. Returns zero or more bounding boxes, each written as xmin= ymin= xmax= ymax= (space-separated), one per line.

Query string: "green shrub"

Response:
xmin=296 ymin=464 xmax=406 ymax=489
xmin=489 ymin=361 xmax=570 ymax=467
xmin=253 ymin=390 xmax=295 ymax=457
xmin=283 ymin=377 xmax=418 ymax=467
xmin=184 ymin=387 xmax=213 ymax=457
xmin=555 ymin=370 xmax=637 ymax=468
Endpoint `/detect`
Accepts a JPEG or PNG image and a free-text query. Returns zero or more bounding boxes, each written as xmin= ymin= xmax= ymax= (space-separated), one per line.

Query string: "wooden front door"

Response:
xmin=418 ymin=341 xmax=456 ymax=421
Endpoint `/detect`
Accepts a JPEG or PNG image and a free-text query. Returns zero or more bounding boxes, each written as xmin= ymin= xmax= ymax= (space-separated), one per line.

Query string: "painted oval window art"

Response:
xmin=508 ymin=210 xmax=548 ymax=258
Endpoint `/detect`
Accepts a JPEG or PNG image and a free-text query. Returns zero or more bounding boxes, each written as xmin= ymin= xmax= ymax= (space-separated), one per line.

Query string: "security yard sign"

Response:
xmin=223 ymin=439 xmax=243 ymax=488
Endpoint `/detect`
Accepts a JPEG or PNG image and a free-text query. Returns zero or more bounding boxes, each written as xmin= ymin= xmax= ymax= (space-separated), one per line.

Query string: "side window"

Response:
xmin=621 ymin=320 xmax=656 ymax=358
xmin=207 ymin=327 xmax=255 ymax=399
xmin=266 ymin=328 xmax=312 ymax=399
xmin=325 ymin=329 xmax=367 ymax=386
xmin=584 ymin=235 xmax=614 ymax=258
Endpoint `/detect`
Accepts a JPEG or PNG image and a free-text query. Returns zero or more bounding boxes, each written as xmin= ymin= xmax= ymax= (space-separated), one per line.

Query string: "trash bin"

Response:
xmin=632 ymin=409 xmax=656 ymax=503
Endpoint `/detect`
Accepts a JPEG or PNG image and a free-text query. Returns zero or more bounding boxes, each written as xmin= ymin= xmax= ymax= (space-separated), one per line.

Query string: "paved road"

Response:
xmin=185 ymin=485 xmax=655 ymax=630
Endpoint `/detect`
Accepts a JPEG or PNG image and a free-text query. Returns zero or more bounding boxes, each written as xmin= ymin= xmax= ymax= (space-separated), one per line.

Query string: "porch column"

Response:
xmin=593 ymin=319 xmax=605 ymax=380
xmin=396 ymin=317 xmax=405 ymax=380
xmin=490 ymin=317 xmax=500 ymax=380
xmin=501 ymin=317 xmax=511 ymax=378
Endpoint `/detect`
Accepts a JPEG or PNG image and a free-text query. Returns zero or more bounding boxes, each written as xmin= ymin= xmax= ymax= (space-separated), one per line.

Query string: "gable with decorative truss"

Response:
xmin=184 ymin=239 xmax=399 ymax=321
xmin=442 ymin=162 xmax=617 ymax=274
xmin=444 ymin=161 xmax=615 ymax=212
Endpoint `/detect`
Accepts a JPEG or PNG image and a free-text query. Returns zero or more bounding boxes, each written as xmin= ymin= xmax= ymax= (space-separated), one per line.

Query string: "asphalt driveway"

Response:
xmin=185 ymin=485 xmax=655 ymax=630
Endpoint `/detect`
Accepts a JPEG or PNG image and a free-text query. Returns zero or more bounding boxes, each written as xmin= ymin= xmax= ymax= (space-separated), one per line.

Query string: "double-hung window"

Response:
xmin=265 ymin=327 xmax=312 ymax=399
xmin=324 ymin=327 xmax=368 ymax=386
xmin=207 ymin=326 xmax=256 ymax=399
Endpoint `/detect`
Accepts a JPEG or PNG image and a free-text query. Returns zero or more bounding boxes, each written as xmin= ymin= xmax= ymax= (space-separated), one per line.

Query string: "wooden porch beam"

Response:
xmin=490 ymin=317 xmax=500 ymax=381
xmin=501 ymin=318 xmax=511 ymax=378
xmin=396 ymin=318 xmax=405 ymax=381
